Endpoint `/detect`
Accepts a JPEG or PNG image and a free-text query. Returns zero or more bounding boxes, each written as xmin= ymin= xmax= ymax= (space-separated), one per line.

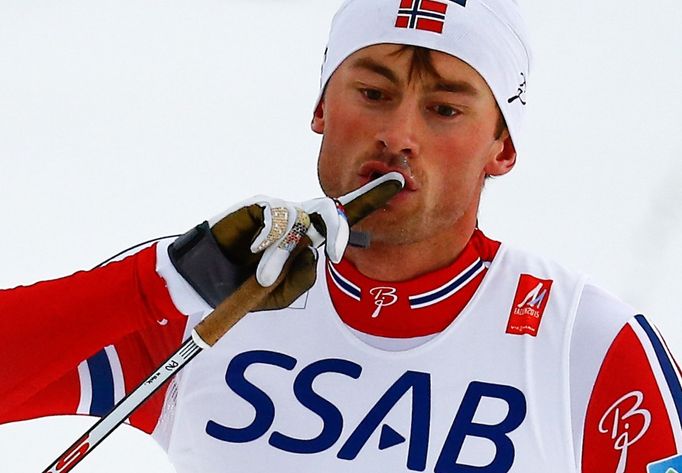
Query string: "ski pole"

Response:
xmin=43 ymin=172 xmax=404 ymax=473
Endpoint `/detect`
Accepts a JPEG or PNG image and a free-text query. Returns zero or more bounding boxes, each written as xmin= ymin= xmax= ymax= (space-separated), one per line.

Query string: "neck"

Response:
xmin=344 ymin=223 xmax=475 ymax=282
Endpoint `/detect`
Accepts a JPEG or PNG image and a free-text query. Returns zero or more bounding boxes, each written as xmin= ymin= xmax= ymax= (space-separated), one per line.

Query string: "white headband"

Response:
xmin=317 ymin=0 xmax=532 ymax=154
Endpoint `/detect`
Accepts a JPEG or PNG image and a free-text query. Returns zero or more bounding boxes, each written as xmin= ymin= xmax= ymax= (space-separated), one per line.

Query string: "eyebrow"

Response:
xmin=350 ymin=57 xmax=401 ymax=85
xmin=433 ymin=80 xmax=480 ymax=97
xmin=350 ymin=57 xmax=481 ymax=97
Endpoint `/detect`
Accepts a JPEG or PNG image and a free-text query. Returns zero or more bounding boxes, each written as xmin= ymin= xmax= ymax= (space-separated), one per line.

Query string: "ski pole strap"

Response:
xmin=168 ymin=222 xmax=249 ymax=309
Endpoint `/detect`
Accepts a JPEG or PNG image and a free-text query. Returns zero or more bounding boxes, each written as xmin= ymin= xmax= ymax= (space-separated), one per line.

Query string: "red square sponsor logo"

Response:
xmin=506 ymin=274 xmax=553 ymax=337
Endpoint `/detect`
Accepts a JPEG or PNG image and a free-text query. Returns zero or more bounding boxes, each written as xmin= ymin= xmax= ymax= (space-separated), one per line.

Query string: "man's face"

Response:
xmin=313 ymin=44 xmax=515 ymax=247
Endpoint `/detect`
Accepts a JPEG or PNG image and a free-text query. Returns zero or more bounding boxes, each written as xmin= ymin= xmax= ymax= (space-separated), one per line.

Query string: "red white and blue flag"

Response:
xmin=395 ymin=0 xmax=466 ymax=34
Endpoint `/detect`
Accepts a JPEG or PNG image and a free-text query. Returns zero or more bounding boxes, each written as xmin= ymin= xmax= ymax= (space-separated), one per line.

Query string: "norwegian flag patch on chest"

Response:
xmin=506 ymin=274 xmax=553 ymax=337
xmin=395 ymin=0 xmax=467 ymax=34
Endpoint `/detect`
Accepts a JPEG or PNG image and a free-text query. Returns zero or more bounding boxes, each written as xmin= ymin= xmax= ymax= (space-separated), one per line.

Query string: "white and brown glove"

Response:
xmin=169 ymin=173 xmax=404 ymax=311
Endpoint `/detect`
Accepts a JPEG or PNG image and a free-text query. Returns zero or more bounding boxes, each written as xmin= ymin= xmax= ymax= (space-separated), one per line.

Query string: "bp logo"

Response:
xmin=648 ymin=454 xmax=682 ymax=473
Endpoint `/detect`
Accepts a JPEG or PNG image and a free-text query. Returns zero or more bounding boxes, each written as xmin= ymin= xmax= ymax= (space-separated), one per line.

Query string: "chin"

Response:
xmin=354 ymin=214 xmax=426 ymax=247
xmin=354 ymin=203 xmax=468 ymax=248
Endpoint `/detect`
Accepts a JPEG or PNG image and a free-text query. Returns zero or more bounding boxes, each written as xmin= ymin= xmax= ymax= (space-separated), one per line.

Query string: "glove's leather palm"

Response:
xmin=211 ymin=203 xmax=318 ymax=311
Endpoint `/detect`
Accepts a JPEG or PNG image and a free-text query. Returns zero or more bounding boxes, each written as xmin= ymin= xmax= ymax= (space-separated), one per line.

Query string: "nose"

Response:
xmin=374 ymin=101 xmax=420 ymax=158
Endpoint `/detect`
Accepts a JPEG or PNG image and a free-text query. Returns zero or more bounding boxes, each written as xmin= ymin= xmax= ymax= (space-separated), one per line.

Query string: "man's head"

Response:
xmin=312 ymin=0 xmax=530 ymax=250
xmin=316 ymin=0 xmax=531 ymax=155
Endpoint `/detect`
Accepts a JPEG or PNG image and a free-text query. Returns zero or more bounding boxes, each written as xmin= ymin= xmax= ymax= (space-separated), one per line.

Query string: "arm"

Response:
xmin=0 ymin=244 xmax=187 ymax=424
xmin=0 ymin=196 xmax=354 ymax=429
xmin=571 ymin=285 xmax=682 ymax=471
xmin=0 ymin=179 xmax=392 ymax=435
xmin=581 ymin=315 xmax=681 ymax=471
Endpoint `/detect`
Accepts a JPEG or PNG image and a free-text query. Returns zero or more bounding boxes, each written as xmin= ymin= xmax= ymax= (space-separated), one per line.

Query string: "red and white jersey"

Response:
xmin=154 ymin=240 xmax=682 ymax=472
xmin=0 ymin=233 xmax=681 ymax=472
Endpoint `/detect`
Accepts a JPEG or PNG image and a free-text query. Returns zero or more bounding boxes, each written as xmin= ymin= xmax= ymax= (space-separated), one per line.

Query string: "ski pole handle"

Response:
xmin=191 ymin=172 xmax=405 ymax=347
xmin=191 ymin=247 xmax=305 ymax=347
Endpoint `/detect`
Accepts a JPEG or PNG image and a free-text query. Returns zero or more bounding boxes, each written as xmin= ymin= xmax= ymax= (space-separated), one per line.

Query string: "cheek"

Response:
xmin=431 ymin=126 xmax=496 ymax=178
xmin=423 ymin=140 xmax=487 ymax=203
xmin=317 ymin=145 xmax=339 ymax=196
xmin=326 ymin=104 xmax=373 ymax=148
xmin=439 ymin=126 xmax=490 ymax=158
xmin=317 ymin=107 xmax=370 ymax=195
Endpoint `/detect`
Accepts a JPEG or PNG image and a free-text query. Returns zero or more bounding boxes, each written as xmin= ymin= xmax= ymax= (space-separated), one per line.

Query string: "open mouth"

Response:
xmin=359 ymin=161 xmax=418 ymax=191
xmin=369 ymin=170 xmax=385 ymax=181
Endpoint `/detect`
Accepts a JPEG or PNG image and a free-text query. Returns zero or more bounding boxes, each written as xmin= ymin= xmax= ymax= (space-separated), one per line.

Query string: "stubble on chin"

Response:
xmin=352 ymin=204 xmax=462 ymax=247
xmin=351 ymin=210 xmax=410 ymax=245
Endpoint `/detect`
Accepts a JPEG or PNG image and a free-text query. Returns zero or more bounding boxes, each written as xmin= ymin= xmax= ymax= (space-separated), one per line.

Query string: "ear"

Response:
xmin=311 ymin=99 xmax=325 ymax=135
xmin=484 ymin=133 xmax=516 ymax=177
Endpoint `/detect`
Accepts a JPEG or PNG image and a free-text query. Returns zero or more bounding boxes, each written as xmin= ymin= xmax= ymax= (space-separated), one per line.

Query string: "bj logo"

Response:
xmin=506 ymin=274 xmax=553 ymax=337
xmin=369 ymin=287 xmax=398 ymax=318
xmin=599 ymin=391 xmax=651 ymax=472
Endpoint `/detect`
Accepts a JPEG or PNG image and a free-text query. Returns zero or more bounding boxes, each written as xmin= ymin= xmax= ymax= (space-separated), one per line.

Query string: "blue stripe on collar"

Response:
xmin=409 ymin=259 xmax=484 ymax=309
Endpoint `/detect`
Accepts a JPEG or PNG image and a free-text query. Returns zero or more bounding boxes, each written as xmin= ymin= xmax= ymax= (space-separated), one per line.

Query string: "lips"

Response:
xmin=358 ymin=161 xmax=419 ymax=191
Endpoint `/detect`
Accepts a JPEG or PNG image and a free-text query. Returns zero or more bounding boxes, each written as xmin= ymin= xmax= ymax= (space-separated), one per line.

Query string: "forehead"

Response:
xmin=337 ymin=43 xmax=490 ymax=92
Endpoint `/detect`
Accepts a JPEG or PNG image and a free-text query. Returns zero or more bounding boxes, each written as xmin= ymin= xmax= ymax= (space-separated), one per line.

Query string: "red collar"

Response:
xmin=326 ymin=229 xmax=500 ymax=338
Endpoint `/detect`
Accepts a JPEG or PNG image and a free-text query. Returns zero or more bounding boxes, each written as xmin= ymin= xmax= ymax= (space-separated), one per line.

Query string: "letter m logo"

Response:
xmin=516 ymin=282 xmax=547 ymax=309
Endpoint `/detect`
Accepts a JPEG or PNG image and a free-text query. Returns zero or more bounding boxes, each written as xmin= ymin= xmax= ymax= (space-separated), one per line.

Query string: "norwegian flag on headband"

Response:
xmin=395 ymin=0 xmax=467 ymax=34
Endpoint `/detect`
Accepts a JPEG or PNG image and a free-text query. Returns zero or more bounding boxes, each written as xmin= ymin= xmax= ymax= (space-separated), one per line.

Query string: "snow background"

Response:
xmin=0 ymin=0 xmax=680 ymax=471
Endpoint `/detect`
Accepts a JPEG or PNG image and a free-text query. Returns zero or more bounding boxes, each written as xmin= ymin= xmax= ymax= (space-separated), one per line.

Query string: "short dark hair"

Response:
xmin=393 ymin=45 xmax=508 ymax=139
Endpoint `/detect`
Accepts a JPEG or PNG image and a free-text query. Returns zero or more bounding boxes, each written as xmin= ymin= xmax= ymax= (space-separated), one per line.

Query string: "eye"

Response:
xmin=433 ymin=104 xmax=459 ymax=117
xmin=361 ymin=88 xmax=384 ymax=101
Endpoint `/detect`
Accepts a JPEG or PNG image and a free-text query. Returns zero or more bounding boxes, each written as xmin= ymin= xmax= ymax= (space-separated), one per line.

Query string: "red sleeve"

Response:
xmin=582 ymin=315 xmax=682 ymax=472
xmin=0 ymin=244 xmax=187 ymax=432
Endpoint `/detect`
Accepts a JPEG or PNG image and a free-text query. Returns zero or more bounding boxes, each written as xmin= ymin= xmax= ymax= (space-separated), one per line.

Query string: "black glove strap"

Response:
xmin=168 ymin=222 xmax=248 ymax=308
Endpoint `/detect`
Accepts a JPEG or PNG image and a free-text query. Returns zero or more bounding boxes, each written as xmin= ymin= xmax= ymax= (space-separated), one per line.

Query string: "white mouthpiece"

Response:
xmin=338 ymin=172 xmax=405 ymax=206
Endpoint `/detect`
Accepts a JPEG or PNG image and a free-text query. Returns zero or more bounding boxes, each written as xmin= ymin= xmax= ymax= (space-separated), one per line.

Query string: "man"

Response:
xmin=1 ymin=0 xmax=681 ymax=472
